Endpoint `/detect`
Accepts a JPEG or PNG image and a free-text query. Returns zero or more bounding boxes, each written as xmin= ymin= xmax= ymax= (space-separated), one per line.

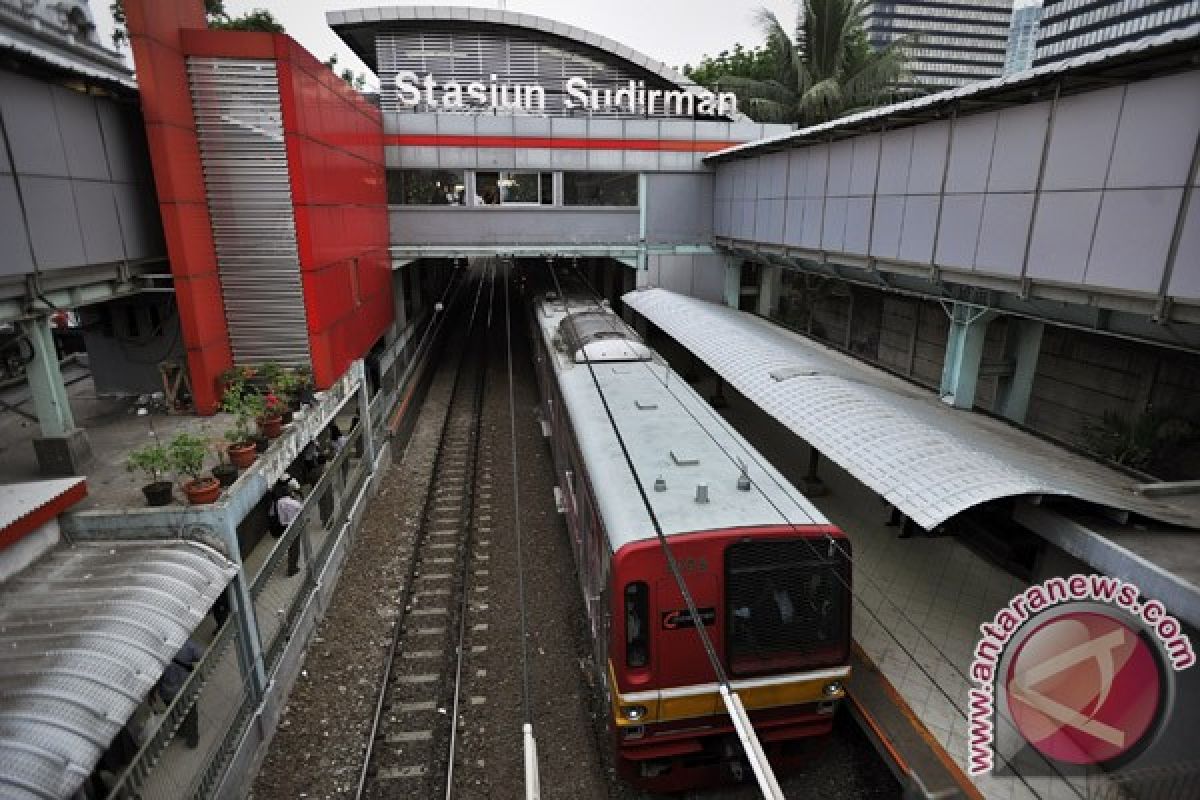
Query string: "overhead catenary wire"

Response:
xmin=502 ymin=258 xmax=540 ymax=799
xmin=543 ymin=262 xmax=784 ymax=799
xmin=577 ymin=271 xmax=1085 ymax=800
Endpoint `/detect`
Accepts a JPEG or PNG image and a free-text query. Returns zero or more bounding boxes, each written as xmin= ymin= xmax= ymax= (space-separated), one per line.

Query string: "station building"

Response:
xmin=0 ymin=2 xmax=1198 ymax=799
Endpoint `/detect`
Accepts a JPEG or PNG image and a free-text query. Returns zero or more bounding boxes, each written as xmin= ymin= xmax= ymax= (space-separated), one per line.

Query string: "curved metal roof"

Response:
xmin=623 ymin=288 xmax=1200 ymax=531
xmin=0 ymin=539 xmax=236 ymax=800
xmin=327 ymin=5 xmax=700 ymax=93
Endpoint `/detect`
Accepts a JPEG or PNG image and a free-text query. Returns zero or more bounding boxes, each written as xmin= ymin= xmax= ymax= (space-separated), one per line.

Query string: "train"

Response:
xmin=527 ymin=277 xmax=853 ymax=792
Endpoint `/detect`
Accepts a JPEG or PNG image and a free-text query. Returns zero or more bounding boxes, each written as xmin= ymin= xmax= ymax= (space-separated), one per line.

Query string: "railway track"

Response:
xmin=356 ymin=275 xmax=494 ymax=799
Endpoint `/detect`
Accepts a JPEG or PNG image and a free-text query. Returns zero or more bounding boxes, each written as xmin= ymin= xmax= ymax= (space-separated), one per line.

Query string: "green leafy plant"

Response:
xmin=221 ymin=383 xmax=265 ymax=444
xmin=169 ymin=433 xmax=210 ymax=482
xmin=1082 ymin=410 xmax=1198 ymax=473
xmin=127 ymin=442 xmax=171 ymax=483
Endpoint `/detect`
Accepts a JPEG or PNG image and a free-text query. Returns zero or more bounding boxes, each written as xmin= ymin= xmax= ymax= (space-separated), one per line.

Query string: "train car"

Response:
xmin=528 ymin=285 xmax=852 ymax=792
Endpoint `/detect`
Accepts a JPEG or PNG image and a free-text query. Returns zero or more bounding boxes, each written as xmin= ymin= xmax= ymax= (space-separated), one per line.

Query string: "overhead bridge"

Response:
xmin=708 ymin=25 xmax=1200 ymax=335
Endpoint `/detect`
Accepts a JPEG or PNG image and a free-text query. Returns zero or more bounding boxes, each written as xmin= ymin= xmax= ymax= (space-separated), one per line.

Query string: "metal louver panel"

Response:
xmin=375 ymin=26 xmax=680 ymax=116
xmin=188 ymin=57 xmax=311 ymax=366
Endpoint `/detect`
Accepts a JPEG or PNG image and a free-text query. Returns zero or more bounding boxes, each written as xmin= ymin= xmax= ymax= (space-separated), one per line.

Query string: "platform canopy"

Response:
xmin=623 ymin=288 xmax=1200 ymax=531
xmin=0 ymin=539 xmax=236 ymax=800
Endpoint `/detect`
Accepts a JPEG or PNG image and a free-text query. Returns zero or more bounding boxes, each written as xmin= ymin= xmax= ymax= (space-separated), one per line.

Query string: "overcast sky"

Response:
xmin=91 ymin=0 xmax=802 ymax=89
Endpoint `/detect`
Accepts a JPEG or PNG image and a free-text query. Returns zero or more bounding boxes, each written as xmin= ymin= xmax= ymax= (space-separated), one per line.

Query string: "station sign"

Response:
xmin=395 ymin=71 xmax=738 ymax=117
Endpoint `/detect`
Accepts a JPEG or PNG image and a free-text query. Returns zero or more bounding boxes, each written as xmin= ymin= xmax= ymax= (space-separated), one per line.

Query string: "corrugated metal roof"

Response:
xmin=706 ymin=22 xmax=1200 ymax=162
xmin=0 ymin=539 xmax=236 ymax=800
xmin=623 ymin=289 xmax=1200 ymax=531
xmin=0 ymin=30 xmax=136 ymax=91
xmin=0 ymin=479 xmax=86 ymax=535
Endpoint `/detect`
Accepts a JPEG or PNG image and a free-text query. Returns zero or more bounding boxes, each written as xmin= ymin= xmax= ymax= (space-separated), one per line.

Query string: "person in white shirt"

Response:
xmin=273 ymin=481 xmax=305 ymax=576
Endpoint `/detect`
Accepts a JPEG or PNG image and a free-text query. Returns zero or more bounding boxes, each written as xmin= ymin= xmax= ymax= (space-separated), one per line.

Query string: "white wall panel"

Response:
xmin=1168 ymin=198 xmax=1200 ymax=300
xmin=822 ymin=197 xmax=847 ymax=250
xmin=935 ymin=194 xmax=985 ymax=269
xmin=898 ymin=196 xmax=938 ymax=263
xmin=850 ymin=135 xmax=880 ymax=196
xmin=1086 ymin=188 xmax=1183 ymax=293
xmin=975 ymin=193 xmax=1034 ymax=276
xmin=827 ymin=140 xmax=854 ymax=197
xmin=870 ymin=196 xmax=904 ymax=259
xmin=1107 ymin=71 xmax=1200 ymax=190
xmin=844 ymin=197 xmax=872 ymax=255
xmin=878 ymin=129 xmax=913 ymax=195
xmin=1042 ymin=86 xmax=1124 ymax=191
xmin=988 ymin=102 xmax=1049 ymax=193
xmin=908 ymin=122 xmax=950 ymax=194
xmin=946 ymin=112 xmax=997 ymax=194
xmin=1026 ymin=191 xmax=1102 ymax=284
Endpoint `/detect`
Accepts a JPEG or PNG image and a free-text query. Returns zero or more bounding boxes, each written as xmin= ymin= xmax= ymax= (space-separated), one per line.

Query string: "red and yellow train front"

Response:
xmin=608 ymin=526 xmax=852 ymax=792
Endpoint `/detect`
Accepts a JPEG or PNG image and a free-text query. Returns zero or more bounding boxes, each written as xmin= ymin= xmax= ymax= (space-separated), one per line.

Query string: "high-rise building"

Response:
xmin=1004 ymin=4 xmax=1043 ymax=73
xmin=862 ymin=0 xmax=1016 ymax=91
xmin=1035 ymin=0 xmax=1200 ymax=65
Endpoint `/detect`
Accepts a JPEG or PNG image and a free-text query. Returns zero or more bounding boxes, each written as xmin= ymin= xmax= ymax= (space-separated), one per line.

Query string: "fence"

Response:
xmin=103 ymin=297 xmax=449 ymax=800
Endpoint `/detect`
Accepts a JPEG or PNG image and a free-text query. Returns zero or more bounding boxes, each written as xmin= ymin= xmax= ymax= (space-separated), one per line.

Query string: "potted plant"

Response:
xmin=211 ymin=436 xmax=238 ymax=488
xmin=258 ymin=391 xmax=285 ymax=439
xmin=128 ymin=442 xmax=173 ymax=506
xmin=267 ymin=365 xmax=302 ymax=425
xmin=222 ymin=381 xmax=262 ymax=467
xmin=170 ymin=432 xmax=221 ymax=505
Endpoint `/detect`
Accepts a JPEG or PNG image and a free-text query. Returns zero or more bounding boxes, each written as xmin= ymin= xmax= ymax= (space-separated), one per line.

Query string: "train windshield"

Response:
xmin=725 ymin=539 xmax=850 ymax=676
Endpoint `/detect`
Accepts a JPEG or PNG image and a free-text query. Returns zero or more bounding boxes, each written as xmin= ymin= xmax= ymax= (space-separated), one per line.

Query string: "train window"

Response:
xmin=625 ymin=582 xmax=649 ymax=668
xmin=725 ymin=540 xmax=850 ymax=676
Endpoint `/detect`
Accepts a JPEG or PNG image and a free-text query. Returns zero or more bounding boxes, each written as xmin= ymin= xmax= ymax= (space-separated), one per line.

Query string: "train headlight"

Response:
xmin=823 ymin=681 xmax=845 ymax=698
xmin=621 ymin=704 xmax=647 ymax=721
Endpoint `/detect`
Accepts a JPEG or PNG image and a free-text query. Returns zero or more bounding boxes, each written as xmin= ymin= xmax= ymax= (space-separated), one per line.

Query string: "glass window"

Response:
xmin=387 ymin=169 xmax=465 ymax=205
xmin=562 ymin=172 xmax=639 ymax=207
xmin=475 ymin=171 xmax=552 ymax=205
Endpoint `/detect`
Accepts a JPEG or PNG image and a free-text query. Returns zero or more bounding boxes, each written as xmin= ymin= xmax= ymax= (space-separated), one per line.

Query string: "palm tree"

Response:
xmin=717 ymin=0 xmax=914 ymax=126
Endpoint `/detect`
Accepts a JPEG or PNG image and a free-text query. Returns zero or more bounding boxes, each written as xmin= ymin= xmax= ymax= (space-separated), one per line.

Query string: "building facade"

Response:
xmin=1035 ymin=0 xmax=1200 ymax=65
xmin=1004 ymin=3 xmax=1042 ymax=73
xmin=862 ymin=0 xmax=1015 ymax=90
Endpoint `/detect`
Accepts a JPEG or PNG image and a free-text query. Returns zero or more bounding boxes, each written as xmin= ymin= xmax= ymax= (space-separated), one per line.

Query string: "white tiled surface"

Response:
xmin=814 ymin=458 xmax=1102 ymax=800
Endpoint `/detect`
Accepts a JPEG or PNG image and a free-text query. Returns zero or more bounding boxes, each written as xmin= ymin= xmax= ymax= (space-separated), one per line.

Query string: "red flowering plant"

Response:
xmin=262 ymin=392 xmax=286 ymax=419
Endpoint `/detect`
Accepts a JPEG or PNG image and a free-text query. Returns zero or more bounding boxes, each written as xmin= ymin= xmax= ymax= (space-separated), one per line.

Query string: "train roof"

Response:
xmin=533 ymin=294 xmax=828 ymax=552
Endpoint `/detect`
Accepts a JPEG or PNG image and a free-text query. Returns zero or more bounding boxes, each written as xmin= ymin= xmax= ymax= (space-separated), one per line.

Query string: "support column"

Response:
xmin=939 ymin=303 xmax=997 ymax=411
xmin=220 ymin=511 xmax=267 ymax=699
xmin=997 ymin=318 xmax=1044 ymax=424
xmin=757 ymin=264 xmax=782 ymax=318
xmin=723 ymin=257 xmax=742 ymax=309
xmin=357 ymin=380 xmax=376 ymax=465
xmin=19 ymin=317 xmax=92 ymax=475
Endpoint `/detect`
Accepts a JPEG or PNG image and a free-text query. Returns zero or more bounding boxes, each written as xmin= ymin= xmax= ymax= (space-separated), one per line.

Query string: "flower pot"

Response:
xmin=252 ymin=434 xmax=270 ymax=453
xmin=258 ymin=414 xmax=283 ymax=439
xmin=213 ymin=462 xmax=238 ymax=488
xmin=228 ymin=442 xmax=257 ymax=469
xmin=141 ymin=481 xmax=173 ymax=507
xmin=183 ymin=476 xmax=221 ymax=505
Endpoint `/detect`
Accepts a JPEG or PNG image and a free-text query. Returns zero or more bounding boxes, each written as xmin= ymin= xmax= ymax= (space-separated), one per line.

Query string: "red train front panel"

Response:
xmin=607 ymin=527 xmax=853 ymax=792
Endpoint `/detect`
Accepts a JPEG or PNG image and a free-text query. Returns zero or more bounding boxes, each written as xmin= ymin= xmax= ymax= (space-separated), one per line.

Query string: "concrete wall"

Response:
xmin=391 ymin=207 xmax=639 ymax=245
xmin=0 ymin=69 xmax=164 ymax=282
xmin=641 ymin=253 xmax=726 ymax=303
xmin=645 ymin=173 xmax=714 ymax=244
xmin=81 ymin=296 xmax=186 ymax=396
xmin=770 ymin=274 xmax=1200 ymax=479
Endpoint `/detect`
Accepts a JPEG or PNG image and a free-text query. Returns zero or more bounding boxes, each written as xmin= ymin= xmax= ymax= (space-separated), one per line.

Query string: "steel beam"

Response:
xmin=938 ymin=301 xmax=996 ymax=410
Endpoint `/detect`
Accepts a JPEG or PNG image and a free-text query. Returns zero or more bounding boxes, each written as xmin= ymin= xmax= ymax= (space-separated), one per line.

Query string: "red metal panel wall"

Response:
xmin=124 ymin=0 xmax=232 ymax=414
xmin=274 ymin=37 xmax=392 ymax=390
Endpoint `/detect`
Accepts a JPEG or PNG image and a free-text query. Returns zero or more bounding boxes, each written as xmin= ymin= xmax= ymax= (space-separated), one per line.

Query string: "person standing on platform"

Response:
xmin=274 ymin=480 xmax=305 ymax=577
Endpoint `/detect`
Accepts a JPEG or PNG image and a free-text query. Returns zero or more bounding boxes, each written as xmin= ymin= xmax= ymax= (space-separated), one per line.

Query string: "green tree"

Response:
xmin=717 ymin=0 xmax=913 ymax=125
xmin=683 ymin=43 xmax=779 ymax=89
xmin=109 ymin=0 xmax=282 ymax=47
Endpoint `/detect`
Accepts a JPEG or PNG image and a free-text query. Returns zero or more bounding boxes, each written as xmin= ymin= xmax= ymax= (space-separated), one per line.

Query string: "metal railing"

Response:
xmin=102 ymin=304 xmax=447 ymax=799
